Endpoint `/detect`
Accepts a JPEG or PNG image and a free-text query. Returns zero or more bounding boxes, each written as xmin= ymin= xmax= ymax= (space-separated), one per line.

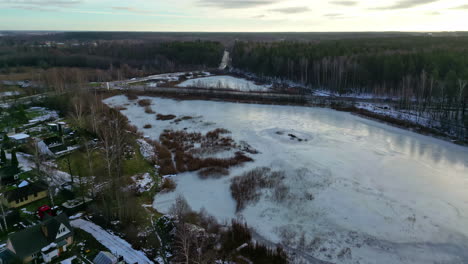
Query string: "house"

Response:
xmin=2 ymin=181 xmax=48 ymax=208
xmin=7 ymin=133 xmax=30 ymax=144
xmin=6 ymin=213 xmax=74 ymax=263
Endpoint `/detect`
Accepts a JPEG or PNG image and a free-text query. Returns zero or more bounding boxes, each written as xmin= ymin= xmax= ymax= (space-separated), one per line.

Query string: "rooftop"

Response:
xmin=8 ymin=133 xmax=30 ymax=140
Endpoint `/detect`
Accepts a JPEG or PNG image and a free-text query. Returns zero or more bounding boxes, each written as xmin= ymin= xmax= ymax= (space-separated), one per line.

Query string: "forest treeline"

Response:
xmin=232 ymin=37 xmax=468 ymax=139
xmin=0 ymin=40 xmax=223 ymax=72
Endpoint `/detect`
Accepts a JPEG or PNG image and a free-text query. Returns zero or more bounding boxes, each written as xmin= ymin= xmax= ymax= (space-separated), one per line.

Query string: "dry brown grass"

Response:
xmin=137 ymin=99 xmax=151 ymax=107
xmin=198 ymin=167 xmax=229 ymax=179
xmin=156 ymin=114 xmax=176 ymax=121
xmin=157 ymin=129 xmax=253 ymax=177
xmin=230 ymin=168 xmax=287 ymax=212
xmin=160 ymin=178 xmax=176 ymax=192
xmin=143 ymin=124 xmax=152 ymax=129
xmin=126 ymin=93 xmax=138 ymax=100
xmin=154 ymin=142 xmax=177 ymax=175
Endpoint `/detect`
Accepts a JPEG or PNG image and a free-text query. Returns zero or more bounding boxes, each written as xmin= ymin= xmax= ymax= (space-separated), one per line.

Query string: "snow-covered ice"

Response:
xmin=177 ymin=75 xmax=271 ymax=92
xmin=71 ymin=219 xmax=154 ymax=264
xmin=104 ymin=95 xmax=468 ymax=264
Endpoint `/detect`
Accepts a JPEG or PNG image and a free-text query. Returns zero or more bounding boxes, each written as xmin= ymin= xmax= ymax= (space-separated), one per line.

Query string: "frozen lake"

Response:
xmin=104 ymin=95 xmax=468 ymax=264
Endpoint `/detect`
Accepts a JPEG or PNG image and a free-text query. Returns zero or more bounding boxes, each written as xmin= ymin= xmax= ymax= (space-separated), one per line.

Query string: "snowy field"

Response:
xmin=104 ymin=95 xmax=468 ymax=264
xmin=177 ymin=75 xmax=271 ymax=92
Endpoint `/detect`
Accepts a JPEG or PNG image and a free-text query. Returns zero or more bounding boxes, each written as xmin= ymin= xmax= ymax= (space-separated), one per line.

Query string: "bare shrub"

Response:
xmin=161 ymin=178 xmax=176 ymax=192
xmin=126 ymin=93 xmax=138 ymax=100
xmin=198 ymin=167 xmax=229 ymax=179
xmin=157 ymin=114 xmax=177 ymax=121
xmin=154 ymin=142 xmax=176 ymax=175
xmin=137 ymin=99 xmax=151 ymax=107
xmin=230 ymin=168 xmax=269 ymax=212
xmin=145 ymin=106 xmax=155 ymax=114
xmin=173 ymin=116 xmax=193 ymax=123
xmin=206 ymin=128 xmax=231 ymax=138
xmin=230 ymin=168 xmax=289 ymax=212
xmin=143 ymin=124 xmax=152 ymax=129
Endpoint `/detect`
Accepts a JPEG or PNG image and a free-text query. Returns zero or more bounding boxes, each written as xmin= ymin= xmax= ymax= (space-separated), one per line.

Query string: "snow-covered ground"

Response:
xmin=71 ymin=219 xmax=154 ymax=264
xmin=104 ymin=95 xmax=468 ymax=264
xmin=177 ymin=75 xmax=271 ymax=92
xmin=132 ymin=173 xmax=155 ymax=193
xmin=0 ymin=91 xmax=20 ymax=98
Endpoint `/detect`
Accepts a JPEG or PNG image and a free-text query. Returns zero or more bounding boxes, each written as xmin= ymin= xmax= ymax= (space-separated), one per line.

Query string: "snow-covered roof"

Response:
xmin=18 ymin=180 xmax=29 ymax=188
xmin=8 ymin=133 xmax=30 ymax=140
xmin=93 ymin=251 xmax=117 ymax=264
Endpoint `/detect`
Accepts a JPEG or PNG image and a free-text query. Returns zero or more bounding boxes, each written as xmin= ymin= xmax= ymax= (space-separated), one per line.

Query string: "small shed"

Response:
xmin=93 ymin=251 xmax=117 ymax=264
xmin=8 ymin=133 xmax=30 ymax=144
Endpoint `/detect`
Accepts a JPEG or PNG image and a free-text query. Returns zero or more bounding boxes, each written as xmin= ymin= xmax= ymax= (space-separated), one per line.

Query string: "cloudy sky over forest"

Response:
xmin=0 ymin=0 xmax=467 ymax=31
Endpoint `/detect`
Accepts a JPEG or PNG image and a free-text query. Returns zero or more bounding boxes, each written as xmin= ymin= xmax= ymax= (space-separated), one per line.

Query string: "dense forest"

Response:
xmin=0 ymin=40 xmax=224 ymax=73
xmin=232 ymin=37 xmax=468 ymax=139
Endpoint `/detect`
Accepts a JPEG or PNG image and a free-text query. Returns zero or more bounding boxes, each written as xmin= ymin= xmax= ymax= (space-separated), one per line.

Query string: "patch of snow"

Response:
xmin=37 ymin=140 xmax=54 ymax=156
xmin=71 ymin=219 xmax=154 ymax=264
xmin=69 ymin=213 xmax=83 ymax=220
xmin=137 ymin=139 xmax=155 ymax=161
xmin=177 ymin=76 xmax=271 ymax=92
xmin=0 ymin=91 xmax=20 ymax=98
xmin=132 ymin=173 xmax=155 ymax=193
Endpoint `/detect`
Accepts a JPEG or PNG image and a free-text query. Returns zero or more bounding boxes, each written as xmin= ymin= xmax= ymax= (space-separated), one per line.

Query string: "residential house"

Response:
xmin=2 ymin=181 xmax=48 ymax=208
xmin=6 ymin=213 xmax=74 ymax=263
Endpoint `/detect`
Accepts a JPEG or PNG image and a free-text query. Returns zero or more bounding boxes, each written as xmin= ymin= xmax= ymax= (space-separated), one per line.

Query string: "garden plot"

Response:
xmin=104 ymin=95 xmax=468 ymax=264
xmin=177 ymin=75 xmax=271 ymax=92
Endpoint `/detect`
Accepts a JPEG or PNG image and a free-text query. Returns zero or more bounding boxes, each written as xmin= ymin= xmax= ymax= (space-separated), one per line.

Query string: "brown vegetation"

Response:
xmin=137 ymin=99 xmax=151 ymax=107
xmin=160 ymin=178 xmax=176 ymax=192
xmin=143 ymin=124 xmax=152 ymax=129
xmin=158 ymin=129 xmax=253 ymax=177
xmin=157 ymin=114 xmax=176 ymax=121
xmin=198 ymin=167 xmax=229 ymax=179
xmin=169 ymin=196 xmax=288 ymax=264
xmin=125 ymin=93 xmax=138 ymax=100
xmin=231 ymin=168 xmax=288 ymax=212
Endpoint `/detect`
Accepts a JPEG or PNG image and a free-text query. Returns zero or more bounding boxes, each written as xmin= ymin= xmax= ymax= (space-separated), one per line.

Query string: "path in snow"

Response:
xmin=71 ymin=219 xmax=154 ymax=264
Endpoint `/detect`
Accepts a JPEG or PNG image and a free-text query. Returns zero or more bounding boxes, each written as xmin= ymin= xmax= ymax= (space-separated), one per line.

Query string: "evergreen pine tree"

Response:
xmin=11 ymin=150 xmax=18 ymax=168
xmin=0 ymin=149 xmax=6 ymax=164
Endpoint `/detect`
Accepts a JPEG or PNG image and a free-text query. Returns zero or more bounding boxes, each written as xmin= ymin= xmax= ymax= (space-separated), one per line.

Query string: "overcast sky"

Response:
xmin=0 ymin=0 xmax=467 ymax=31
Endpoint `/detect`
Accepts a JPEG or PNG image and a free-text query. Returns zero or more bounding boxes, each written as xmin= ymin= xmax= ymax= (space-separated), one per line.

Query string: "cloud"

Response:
xmin=0 ymin=0 xmax=81 ymax=11
xmin=324 ymin=13 xmax=351 ymax=19
xmin=197 ymin=0 xmax=278 ymax=9
xmin=371 ymin=0 xmax=438 ymax=10
xmin=112 ymin=6 xmax=150 ymax=14
xmin=269 ymin=6 xmax=310 ymax=14
xmin=449 ymin=4 xmax=468 ymax=10
xmin=329 ymin=1 xmax=357 ymax=6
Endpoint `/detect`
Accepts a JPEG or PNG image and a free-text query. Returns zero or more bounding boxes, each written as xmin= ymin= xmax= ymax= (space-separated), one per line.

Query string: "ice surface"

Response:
xmin=104 ymin=95 xmax=468 ymax=264
xmin=177 ymin=75 xmax=271 ymax=91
